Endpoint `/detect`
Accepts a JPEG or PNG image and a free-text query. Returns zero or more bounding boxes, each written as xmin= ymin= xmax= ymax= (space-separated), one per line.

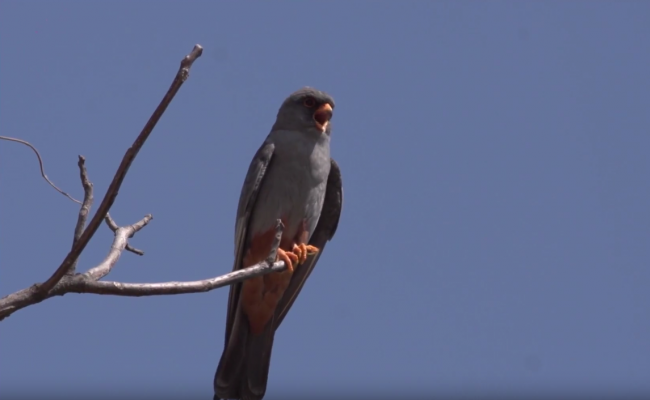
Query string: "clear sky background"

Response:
xmin=1 ymin=1 xmax=649 ymax=399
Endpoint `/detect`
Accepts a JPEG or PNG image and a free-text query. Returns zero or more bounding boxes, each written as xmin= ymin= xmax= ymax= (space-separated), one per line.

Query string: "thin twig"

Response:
xmin=125 ymin=245 xmax=145 ymax=256
xmin=0 ymin=135 xmax=82 ymax=204
xmin=84 ymin=215 xmax=153 ymax=281
xmin=266 ymin=220 xmax=284 ymax=266
xmin=38 ymin=44 xmax=203 ymax=295
xmin=104 ymin=213 xmax=119 ymax=232
xmin=69 ymin=156 xmax=94 ymax=274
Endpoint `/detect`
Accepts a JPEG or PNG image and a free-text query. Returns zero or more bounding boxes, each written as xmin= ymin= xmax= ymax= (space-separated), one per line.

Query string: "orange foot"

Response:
xmin=277 ymin=248 xmax=299 ymax=272
xmin=292 ymin=243 xmax=320 ymax=264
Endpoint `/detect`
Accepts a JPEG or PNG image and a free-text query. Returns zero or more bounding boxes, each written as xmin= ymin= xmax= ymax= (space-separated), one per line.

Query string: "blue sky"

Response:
xmin=1 ymin=1 xmax=649 ymax=398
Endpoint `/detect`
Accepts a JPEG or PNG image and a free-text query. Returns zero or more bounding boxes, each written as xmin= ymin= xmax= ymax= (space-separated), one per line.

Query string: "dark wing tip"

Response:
xmin=320 ymin=158 xmax=343 ymax=241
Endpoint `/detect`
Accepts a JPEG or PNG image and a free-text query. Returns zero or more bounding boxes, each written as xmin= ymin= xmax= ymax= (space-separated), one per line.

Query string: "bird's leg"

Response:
xmin=292 ymin=243 xmax=320 ymax=264
xmin=276 ymin=248 xmax=299 ymax=273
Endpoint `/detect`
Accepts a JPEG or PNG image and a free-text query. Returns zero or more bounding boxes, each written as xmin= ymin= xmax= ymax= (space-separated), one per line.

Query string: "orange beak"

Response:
xmin=313 ymin=103 xmax=333 ymax=132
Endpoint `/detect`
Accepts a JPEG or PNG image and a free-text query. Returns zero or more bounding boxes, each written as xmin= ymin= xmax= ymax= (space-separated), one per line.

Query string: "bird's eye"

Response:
xmin=303 ymin=97 xmax=316 ymax=108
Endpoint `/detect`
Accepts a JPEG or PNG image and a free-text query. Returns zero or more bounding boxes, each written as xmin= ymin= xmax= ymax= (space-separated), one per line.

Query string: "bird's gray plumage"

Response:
xmin=273 ymin=159 xmax=343 ymax=329
xmin=214 ymin=87 xmax=342 ymax=400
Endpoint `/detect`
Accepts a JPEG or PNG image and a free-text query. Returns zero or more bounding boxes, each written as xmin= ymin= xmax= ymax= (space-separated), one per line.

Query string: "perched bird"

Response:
xmin=214 ymin=87 xmax=343 ymax=400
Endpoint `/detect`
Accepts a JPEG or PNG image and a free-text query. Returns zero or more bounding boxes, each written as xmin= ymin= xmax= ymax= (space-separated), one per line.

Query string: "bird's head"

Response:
xmin=272 ymin=87 xmax=335 ymax=135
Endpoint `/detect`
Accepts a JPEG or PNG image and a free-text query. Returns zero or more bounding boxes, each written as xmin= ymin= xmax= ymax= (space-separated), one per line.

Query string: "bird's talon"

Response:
xmin=305 ymin=244 xmax=319 ymax=255
xmin=291 ymin=243 xmax=321 ymax=265
xmin=276 ymin=248 xmax=298 ymax=272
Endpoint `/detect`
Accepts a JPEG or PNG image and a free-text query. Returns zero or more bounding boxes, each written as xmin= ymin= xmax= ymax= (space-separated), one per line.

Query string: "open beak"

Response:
xmin=313 ymin=103 xmax=333 ymax=132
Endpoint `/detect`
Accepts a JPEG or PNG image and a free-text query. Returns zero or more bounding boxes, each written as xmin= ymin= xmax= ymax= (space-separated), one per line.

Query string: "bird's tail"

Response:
xmin=214 ymin=310 xmax=276 ymax=400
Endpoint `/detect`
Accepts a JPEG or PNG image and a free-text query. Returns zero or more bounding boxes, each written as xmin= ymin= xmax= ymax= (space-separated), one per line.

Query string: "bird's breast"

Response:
xmin=248 ymin=131 xmax=331 ymax=242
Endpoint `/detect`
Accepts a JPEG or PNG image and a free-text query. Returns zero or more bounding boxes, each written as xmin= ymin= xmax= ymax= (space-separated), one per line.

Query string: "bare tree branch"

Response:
xmin=0 ymin=130 xmax=287 ymax=319
xmin=0 ymin=44 xmax=289 ymax=323
xmin=69 ymin=156 xmax=94 ymax=274
xmin=0 ymin=135 xmax=82 ymax=204
xmin=0 ymin=214 xmax=286 ymax=320
xmin=68 ymin=261 xmax=287 ymax=297
xmin=38 ymin=44 xmax=204 ymax=295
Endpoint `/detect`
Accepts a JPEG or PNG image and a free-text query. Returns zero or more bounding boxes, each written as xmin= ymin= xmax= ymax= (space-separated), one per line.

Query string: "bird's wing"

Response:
xmin=223 ymin=139 xmax=275 ymax=346
xmin=273 ymin=158 xmax=343 ymax=329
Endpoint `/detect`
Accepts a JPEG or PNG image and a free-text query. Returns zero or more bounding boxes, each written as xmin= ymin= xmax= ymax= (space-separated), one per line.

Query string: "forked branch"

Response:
xmin=39 ymin=44 xmax=204 ymax=295
xmin=0 ymin=44 xmax=289 ymax=322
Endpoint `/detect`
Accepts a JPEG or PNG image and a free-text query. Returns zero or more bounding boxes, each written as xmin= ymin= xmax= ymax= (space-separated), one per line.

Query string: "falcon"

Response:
xmin=214 ymin=87 xmax=343 ymax=400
